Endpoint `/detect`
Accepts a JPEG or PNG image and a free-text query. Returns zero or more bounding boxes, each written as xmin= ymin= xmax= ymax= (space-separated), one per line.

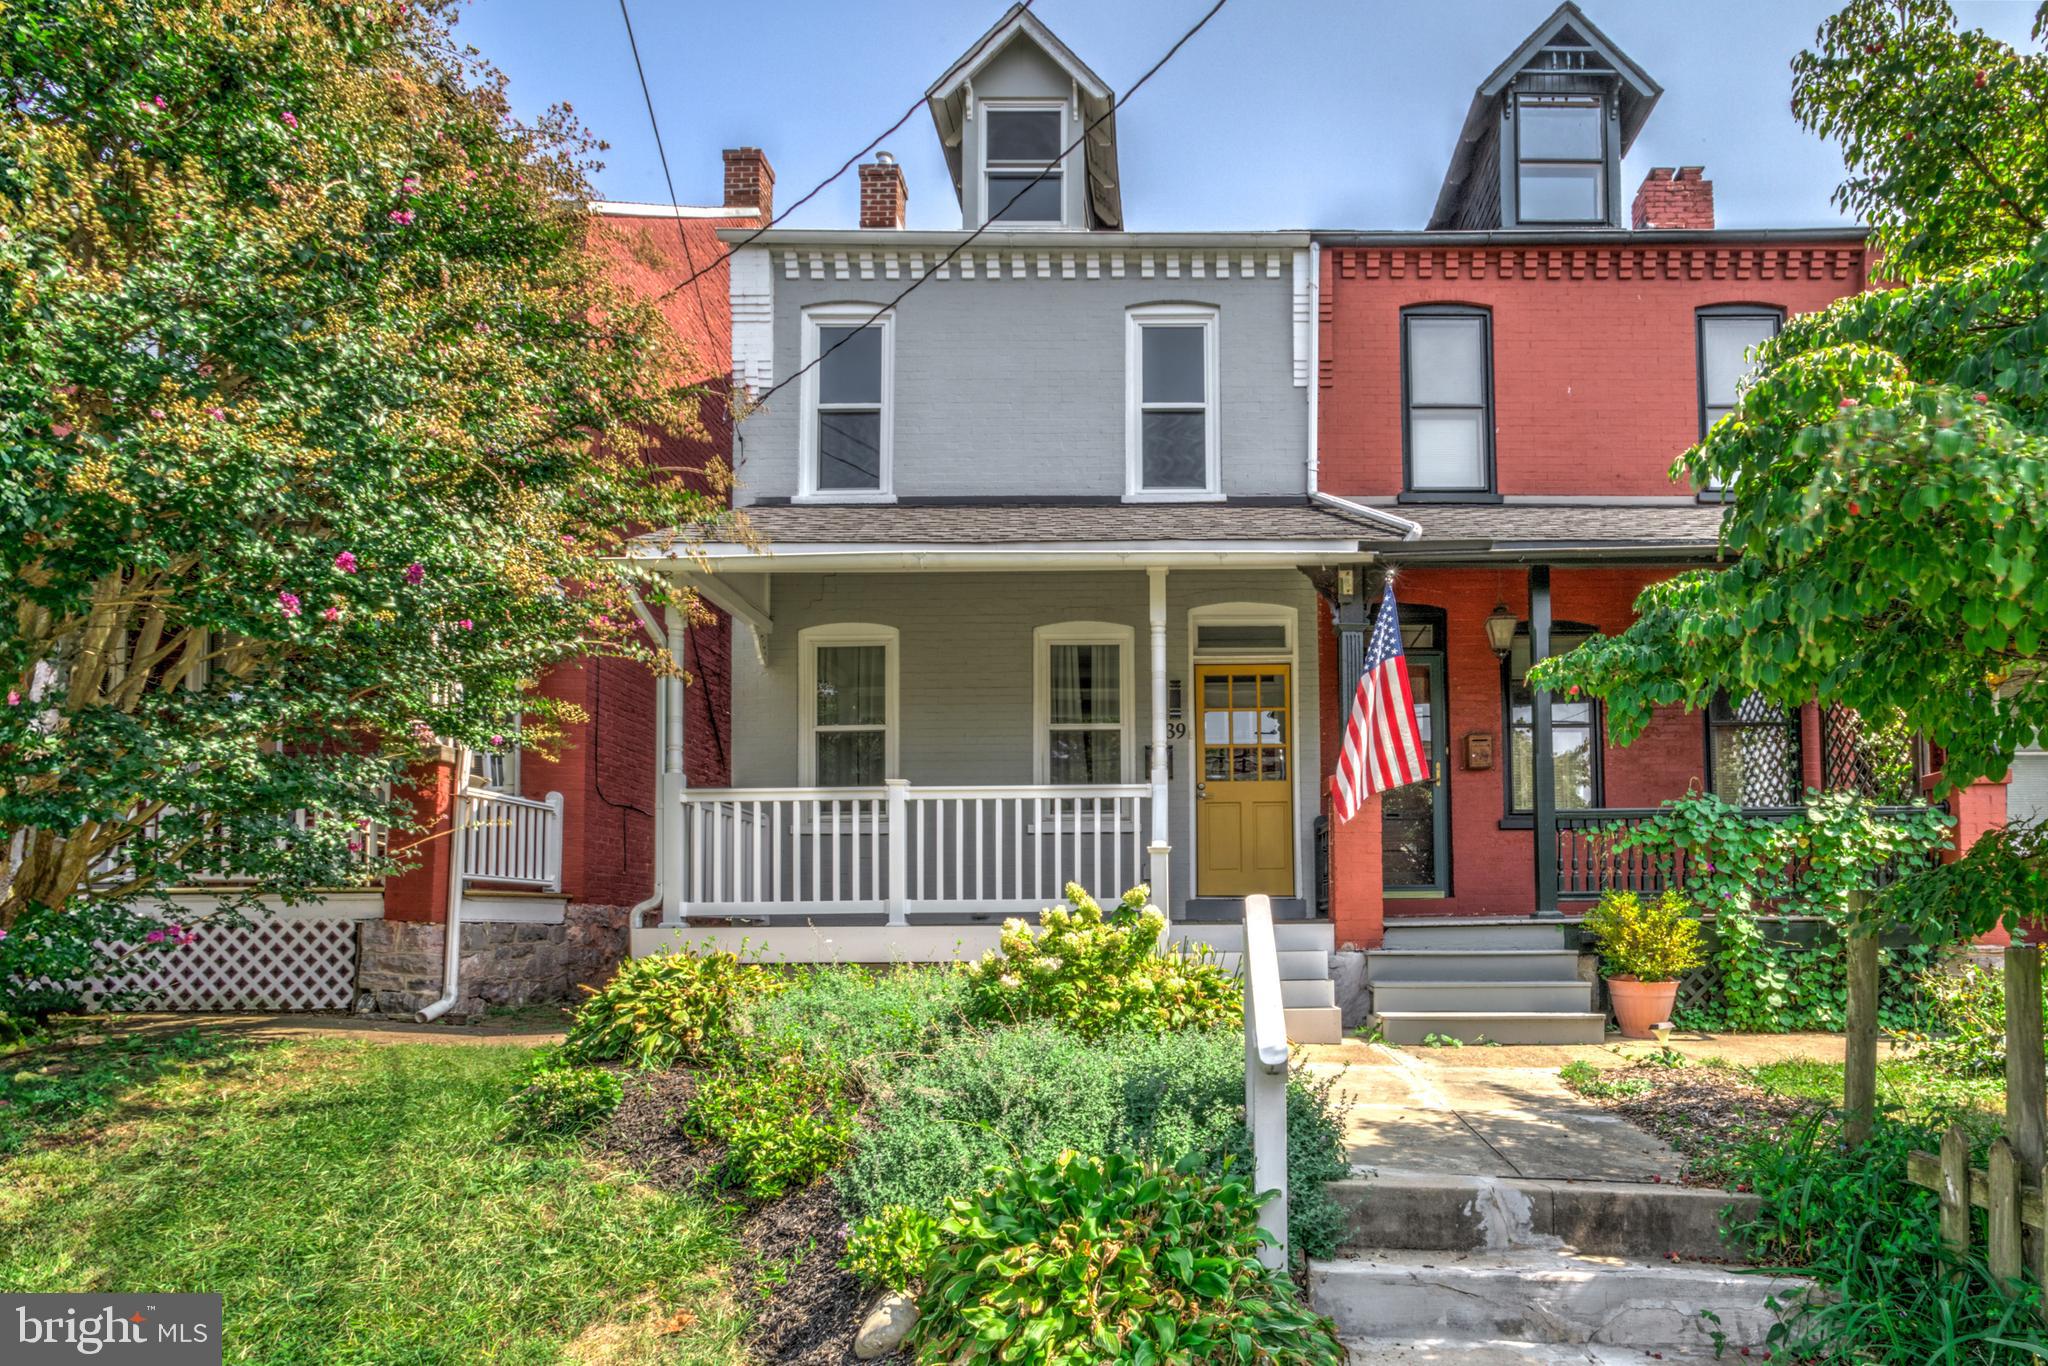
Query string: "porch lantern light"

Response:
xmin=1484 ymin=604 xmax=1517 ymax=660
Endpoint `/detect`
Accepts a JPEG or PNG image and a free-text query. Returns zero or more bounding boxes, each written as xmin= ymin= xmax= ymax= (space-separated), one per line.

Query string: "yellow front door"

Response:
xmin=1195 ymin=664 xmax=1295 ymax=897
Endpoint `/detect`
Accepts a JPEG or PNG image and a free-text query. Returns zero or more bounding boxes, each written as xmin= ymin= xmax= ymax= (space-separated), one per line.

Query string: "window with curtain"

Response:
xmin=1046 ymin=641 xmax=1125 ymax=783
xmin=812 ymin=644 xmax=888 ymax=786
xmin=1504 ymin=625 xmax=1600 ymax=813
xmin=1707 ymin=691 xmax=1802 ymax=807
xmin=1402 ymin=309 xmax=1493 ymax=494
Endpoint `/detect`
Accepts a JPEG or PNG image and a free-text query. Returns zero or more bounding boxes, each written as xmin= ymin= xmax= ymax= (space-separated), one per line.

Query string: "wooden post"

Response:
xmin=1940 ymin=1123 xmax=1973 ymax=1263
xmin=2006 ymin=944 xmax=2045 ymax=1169
xmin=1989 ymin=1137 xmax=2023 ymax=1286
xmin=1843 ymin=889 xmax=1881 ymax=1148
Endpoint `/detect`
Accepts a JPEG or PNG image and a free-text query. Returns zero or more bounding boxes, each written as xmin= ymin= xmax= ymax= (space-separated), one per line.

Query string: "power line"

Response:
xmin=616 ymin=0 xmax=722 ymax=351
xmin=652 ymin=0 xmax=1040 ymax=307
xmin=746 ymin=0 xmax=1232 ymax=415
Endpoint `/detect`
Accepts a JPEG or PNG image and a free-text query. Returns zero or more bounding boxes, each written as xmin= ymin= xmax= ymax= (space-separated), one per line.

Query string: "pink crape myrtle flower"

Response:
xmin=6 ymin=691 xmax=19 ymax=706
xmin=388 ymin=209 xmax=415 ymax=226
xmin=457 ymin=619 xmax=473 ymax=631
xmin=322 ymin=606 xmax=342 ymax=623
xmin=280 ymin=110 xmax=299 ymax=128
xmin=278 ymin=591 xmax=303 ymax=618
xmin=334 ymin=550 xmax=359 ymax=573
xmin=400 ymin=176 xmax=422 ymax=196
xmin=404 ymin=562 xmax=426 ymax=585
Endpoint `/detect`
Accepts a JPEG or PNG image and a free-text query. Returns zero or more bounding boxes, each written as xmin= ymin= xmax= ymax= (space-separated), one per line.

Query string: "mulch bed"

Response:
xmin=1578 ymin=1065 xmax=1822 ymax=1187
xmin=595 ymin=1066 xmax=869 ymax=1364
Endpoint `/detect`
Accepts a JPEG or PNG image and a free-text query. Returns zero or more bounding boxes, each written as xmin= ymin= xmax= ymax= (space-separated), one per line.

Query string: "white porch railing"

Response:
xmin=678 ymin=780 xmax=1152 ymax=920
xmin=1242 ymin=892 xmax=1290 ymax=1269
xmin=461 ymin=788 xmax=563 ymax=892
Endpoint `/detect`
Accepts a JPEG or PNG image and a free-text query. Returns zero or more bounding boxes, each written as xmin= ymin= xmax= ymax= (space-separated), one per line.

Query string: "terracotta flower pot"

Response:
xmin=1607 ymin=975 xmax=1679 ymax=1040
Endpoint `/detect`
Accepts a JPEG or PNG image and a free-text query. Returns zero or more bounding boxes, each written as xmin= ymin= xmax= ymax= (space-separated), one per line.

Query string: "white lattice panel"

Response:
xmin=65 ymin=919 xmax=359 ymax=1012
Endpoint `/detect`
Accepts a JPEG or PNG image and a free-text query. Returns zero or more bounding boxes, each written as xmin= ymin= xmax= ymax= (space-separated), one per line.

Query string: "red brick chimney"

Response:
xmin=859 ymin=153 xmax=908 ymax=229
xmin=1631 ymin=166 xmax=1714 ymax=230
xmin=722 ymin=147 xmax=774 ymax=220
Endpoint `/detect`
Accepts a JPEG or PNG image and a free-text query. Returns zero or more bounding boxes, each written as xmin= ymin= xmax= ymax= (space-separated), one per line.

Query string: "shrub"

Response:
xmin=749 ymin=964 xmax=968 ymax=1078
xmin=961 ymin=883 xmax=1240 ymax=1039
xmin=841 ymin=1204 xmax=942 ymax=1293
xmin=915 ymin=1150 xmax=1344 ymax=1366
xmin=501 ymin=1064 xmax=621 ymax=1140
xmin=1915 ymin=961 xmax=2035 ymax=1077
xmin=561 ymin=948 xmax=783 ymax=1069
xmin=1580 ymin=889 xmax=1706 ymax=982
xmin=837 ymin=1023 xmax=1350 ymax=1258
xmin=683 ymin=1047 xmax=856 ymax=1200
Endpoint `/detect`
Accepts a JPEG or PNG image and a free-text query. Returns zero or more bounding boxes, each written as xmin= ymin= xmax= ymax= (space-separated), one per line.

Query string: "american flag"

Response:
xmin=1331 ymin=580 xmax=1430 ymax=822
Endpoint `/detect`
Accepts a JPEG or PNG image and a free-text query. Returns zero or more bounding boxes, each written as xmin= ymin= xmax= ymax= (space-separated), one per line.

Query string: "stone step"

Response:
xmin=1382 ymin=918 xmax=1579 ymax=951
xmin=1310 ymin=1251 xmax=1794 ymax=1349
xmin=1285 ymin=1005 xmax=1344 ymax=1045
xmin=1365 ymin=948 xmax=1585 ymax=984
xmin=1372 ymin=1011 xmax=1608 ymax=1046
xmin=1281 ymin=977 xmax=1336 ymax=1009
xmin=1172 ymin=921 xmax=1334 ymax=955
xmin=1369 ymin=980 xmax=1595 ymax=1015
xmin=1328 ymin=1171 xmax=1757 ymax=1261
xmin=1208 ymin=948 xmax=1331 ymax=981
xmin=1341 ymin=1339 xmax=1722 ymax=1364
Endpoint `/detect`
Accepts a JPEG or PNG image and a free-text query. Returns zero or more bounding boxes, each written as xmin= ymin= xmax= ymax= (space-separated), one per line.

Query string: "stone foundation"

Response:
xmin=356 ymin=903 xmax=628 ymax=1020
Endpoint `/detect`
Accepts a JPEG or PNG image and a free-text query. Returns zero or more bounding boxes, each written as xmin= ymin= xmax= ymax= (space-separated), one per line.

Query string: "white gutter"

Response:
xmin=1302 ymin=240 xmax=1422 ymax=543
xmin=624 ymin=581 xmax=673 ymax=922
xmin=417 ymin=745 xmax=472 ymax=1023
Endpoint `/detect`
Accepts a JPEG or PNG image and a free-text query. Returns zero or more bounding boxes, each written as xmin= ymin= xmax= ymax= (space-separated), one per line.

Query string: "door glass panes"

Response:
xmin=1047 ymin=643 xmax=1123 ymax=784
xmin=1404 ymin=314 xmax=1489 ymax=490
xmin=1139 ymin=325 xmax=1209 ymax=489
xmin=1381 ymin=658 xmax=1441 ymax=887
xmin=814 ymin=644 xmax=886 ymax=786
xmin=816 ymin=324 xmax=883 ymax=490
xmin=1201 ymin=671 xmax=1287 ymax=784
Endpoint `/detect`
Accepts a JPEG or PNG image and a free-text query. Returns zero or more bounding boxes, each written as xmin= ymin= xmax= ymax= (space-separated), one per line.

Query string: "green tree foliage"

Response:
xmin=1534 ymin=2 xmax=2048 ymax=809
xmin=0 ymin=0 xmax=722 ymax=924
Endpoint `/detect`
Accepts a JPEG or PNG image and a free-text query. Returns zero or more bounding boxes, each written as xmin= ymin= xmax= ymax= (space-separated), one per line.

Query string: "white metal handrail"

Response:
xmin=1242 ymin=892 xmax=1290 ymax=1269
xmin=461 ymin=788 xmax=563 ymax=891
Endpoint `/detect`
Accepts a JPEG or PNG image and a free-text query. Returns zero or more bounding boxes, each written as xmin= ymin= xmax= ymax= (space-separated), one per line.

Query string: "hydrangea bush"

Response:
xmin=961 ymin=884 xmax=1242 ymax=1039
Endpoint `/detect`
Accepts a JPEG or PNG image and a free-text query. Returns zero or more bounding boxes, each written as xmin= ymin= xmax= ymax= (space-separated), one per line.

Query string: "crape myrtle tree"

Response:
xmin=1532 ymin=0 xmax=2048 ymax=1149
xmin=0 ymin=0 xmax=722 ymax=993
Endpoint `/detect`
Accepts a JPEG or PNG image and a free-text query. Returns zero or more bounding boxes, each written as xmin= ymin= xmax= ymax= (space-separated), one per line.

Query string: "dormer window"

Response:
xmin=983 ymin=103 xmax=1065 ymax=224
xmin=1514 ymin=94 xmax=1605 ymax=224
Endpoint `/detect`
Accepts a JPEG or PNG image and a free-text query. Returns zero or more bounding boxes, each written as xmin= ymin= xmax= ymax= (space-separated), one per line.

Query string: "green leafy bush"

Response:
xmin=1914 ymin=961 xmax=2041 ymax=1077
xmin=1581 ymin=889 xmax=1706 ymax=982
xmin=749 ymin=964 xmax=968 ymax=1077
xmin=501 ymin=1064 xmax=621 ymax=1140
xmin=916 ymin=1150 xmax=1344 ymax=1366
xmin=961 ymin=884 xmax=1240 ymax=1039
xmin=683 ymin=1047 xmax=856 ymax=1200
xmin=837 ymin=1024 xmax=1349 ymax=1258
xmin=561 ymin=948 xmax=783 ymax=1069
xmin=841 ymin=1204 xmax=942 ymax=1293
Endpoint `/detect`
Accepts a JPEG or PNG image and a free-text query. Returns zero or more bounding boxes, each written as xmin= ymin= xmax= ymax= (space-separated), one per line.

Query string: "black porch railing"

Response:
xmin=1555 ymin=805 xmax=1937 ymax=902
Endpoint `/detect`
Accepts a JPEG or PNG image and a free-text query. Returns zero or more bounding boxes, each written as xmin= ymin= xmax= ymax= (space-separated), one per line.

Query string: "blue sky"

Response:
xmin=458 ymin=0 xmax=2042 ymax=231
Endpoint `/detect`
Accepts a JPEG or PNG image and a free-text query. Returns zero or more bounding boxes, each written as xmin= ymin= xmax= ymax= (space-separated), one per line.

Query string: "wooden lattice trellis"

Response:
xmin=58 ymin=918 xmax=360 ymax=1012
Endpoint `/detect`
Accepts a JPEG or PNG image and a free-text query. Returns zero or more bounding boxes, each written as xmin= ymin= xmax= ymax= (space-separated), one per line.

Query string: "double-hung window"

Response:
xmin=799 ymin=625 xmax=898 ymax=787
xmin=1515 ymin=94 xmax=1606 ymax=224
xmin=1505 ymin=625 xmax=1601 ymax=814
xmin=1034 ymin=624 xmax=1134 ymax=785
xmin=983 ymin=104 xmax=1065 ymax=225
xmin=800 ymin=306 xmax=893 ymax=501
xmin=1402 ymin=307 xmax=1493 ymax=497
xmin=1126 ymin=305 xmax=1220 ymax=499
xmin=1696 ymin=307 xmax=1781 ymax=492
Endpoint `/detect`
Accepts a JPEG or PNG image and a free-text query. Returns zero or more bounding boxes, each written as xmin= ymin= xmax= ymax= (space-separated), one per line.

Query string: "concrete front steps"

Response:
xmin=1367 ymin=918 xmax=1607 ymax=1045
xmin=1172 ymin=919 xmax=1342 ymax=1043
xmin=1310 ymin=1251 xmax=1793 ymax=1353
xmin=1341 ymin=1339 xmax=1723 ymax=1364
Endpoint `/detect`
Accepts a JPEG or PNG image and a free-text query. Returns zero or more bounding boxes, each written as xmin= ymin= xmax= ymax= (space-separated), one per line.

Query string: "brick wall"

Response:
xmin=1631 ymin=167 xmax=1715 ymax=230
xmin=859 ymin=157 xmax=907 ymax=230
xmin=1316 ymin=238 xmax=1867 ymax=499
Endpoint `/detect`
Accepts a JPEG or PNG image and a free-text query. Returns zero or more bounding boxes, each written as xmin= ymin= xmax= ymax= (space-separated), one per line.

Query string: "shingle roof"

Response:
xmin=689 ymin=500 xmax=1407 ymax=546
xmin=1396 ymin=501 xmax=1727 ymax=549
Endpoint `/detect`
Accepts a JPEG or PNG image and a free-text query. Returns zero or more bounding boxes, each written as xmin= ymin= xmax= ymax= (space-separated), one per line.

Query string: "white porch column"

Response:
xmin=1147 ymin=566 xmax=1172 ymax=911
xmin=660 ymin=602 xmax=689 ymax=925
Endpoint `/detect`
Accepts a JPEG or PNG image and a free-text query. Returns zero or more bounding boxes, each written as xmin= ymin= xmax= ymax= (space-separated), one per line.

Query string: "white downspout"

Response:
xmin=417 ymin=745 xmax=472 ymax=1023
xmin=1303 ymin=240 xmax=1423 ymax=542
xmin=627 ymin=673 xmax=667 ymax=920
xmin=659 ymin=603 xmax=688 ymax=924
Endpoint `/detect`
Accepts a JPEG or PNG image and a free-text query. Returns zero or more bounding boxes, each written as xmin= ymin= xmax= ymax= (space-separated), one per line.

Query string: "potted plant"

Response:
xmin=1580 ymin=889 xmax=1707 ymax=1040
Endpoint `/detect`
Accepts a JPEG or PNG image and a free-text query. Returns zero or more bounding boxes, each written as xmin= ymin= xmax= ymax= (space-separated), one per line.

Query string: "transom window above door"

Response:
xmin=799 ymin=306 xmax=894 ymax=502
xmin=1126 ymin=305 xmax=1220 ymax=500
xmin=982 ymin=105 xmax=1065 ymax=225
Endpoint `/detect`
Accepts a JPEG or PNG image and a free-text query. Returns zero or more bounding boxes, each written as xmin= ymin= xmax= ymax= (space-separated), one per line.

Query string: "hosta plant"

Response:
xmin=915 ymin=1149 xmax=1344 ymax=1366
xmin=961 ymin=884 xmax=1241 ymax=1039
xmin=561 ymin=948 xmax=783 ymax=1069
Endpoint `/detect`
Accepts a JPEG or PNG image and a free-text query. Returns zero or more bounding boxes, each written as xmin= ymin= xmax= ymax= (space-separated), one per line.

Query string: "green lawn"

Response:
xmin=1747 ymin=1054 xmax=2006 ymax=1127
xmin=0 ymin=1029 xmax=744 ymax=1366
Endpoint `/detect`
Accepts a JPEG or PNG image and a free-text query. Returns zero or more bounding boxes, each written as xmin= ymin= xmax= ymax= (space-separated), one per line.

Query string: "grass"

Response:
xmin=0 ymin=1029 xmax=745 ymax=1365
xmin=1748 ymin=1054 xmax=2006 ymax=1127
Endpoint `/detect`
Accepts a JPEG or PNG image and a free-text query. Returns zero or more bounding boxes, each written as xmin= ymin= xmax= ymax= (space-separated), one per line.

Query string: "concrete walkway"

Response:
xmin=1299 ymin=1040 xmax=1683 ymax=1181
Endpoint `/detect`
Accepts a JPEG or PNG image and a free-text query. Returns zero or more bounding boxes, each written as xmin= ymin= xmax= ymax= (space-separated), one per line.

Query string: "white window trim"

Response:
xmin=797 ymin=304 xmax=896 ymax=505
xmin=475 ymin=715 xmax=522 ymax=794
xmin=1124 ymin=304 xmax=1222 ymax=502
xmin=797 ymin=623 xmax=900 ymax=787
xmin=977 ymin=97 xmax=1069 ymax=228
xmin=1032 ymin=622 xmax=1137 ymax=786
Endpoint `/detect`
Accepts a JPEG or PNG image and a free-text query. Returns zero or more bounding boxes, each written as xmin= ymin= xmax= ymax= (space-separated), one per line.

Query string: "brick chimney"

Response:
xmin=1631 ymin=166 xmax=1714 ymax=230
xmin=858 ymin=153 xmax=908 ymax=229
xmin=723 ymin=147 xmax=774 ymax=220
